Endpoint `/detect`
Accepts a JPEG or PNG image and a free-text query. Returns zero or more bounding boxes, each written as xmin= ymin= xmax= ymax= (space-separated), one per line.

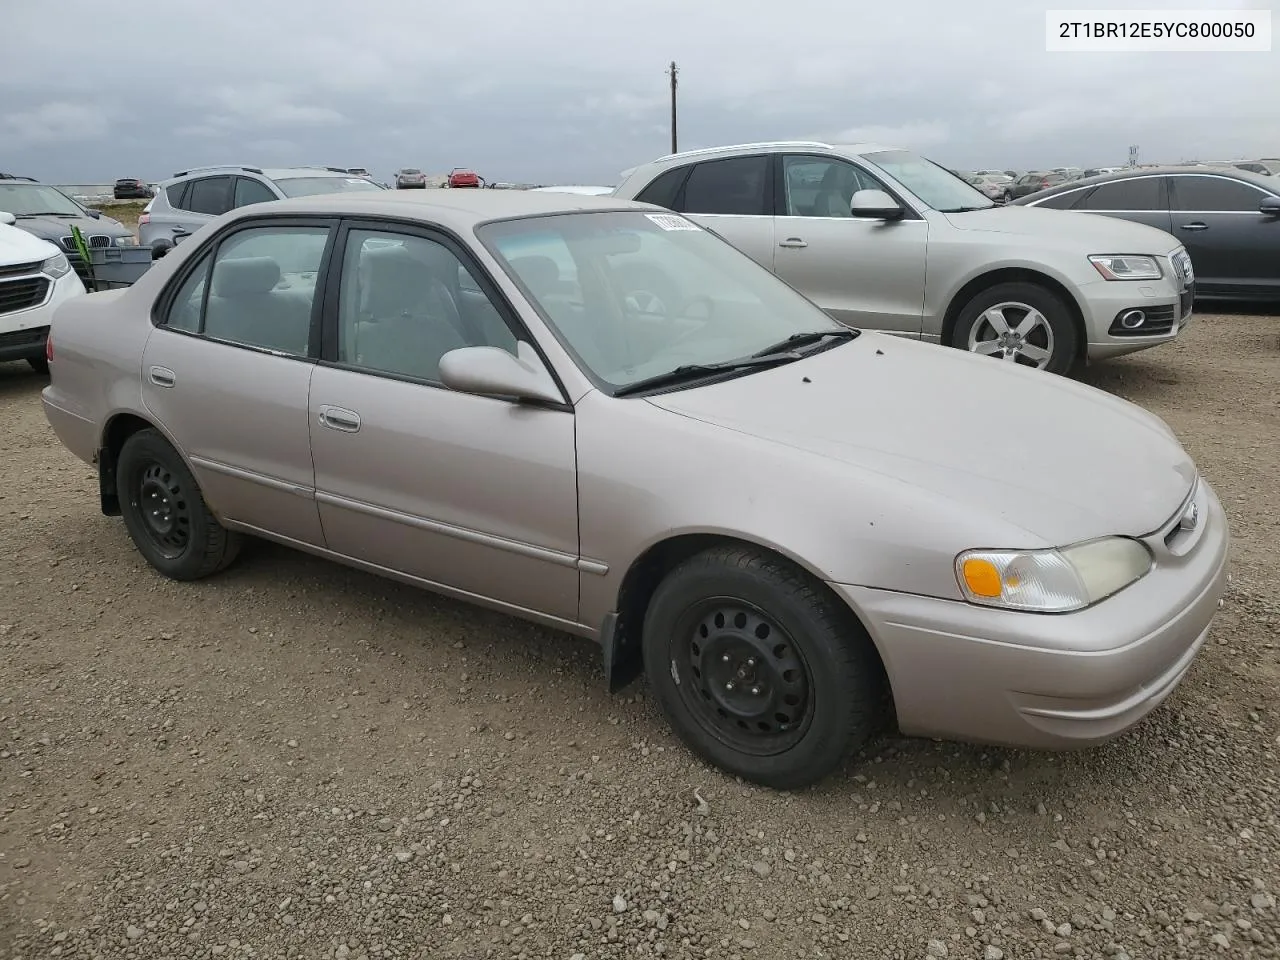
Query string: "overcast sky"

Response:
xmin=3 ymin=0 xmax=1276 ymax=185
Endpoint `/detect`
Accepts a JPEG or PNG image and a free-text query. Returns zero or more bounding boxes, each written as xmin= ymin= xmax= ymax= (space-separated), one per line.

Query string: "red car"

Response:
xmin=448 ymin=168 xmax=482 ymax=188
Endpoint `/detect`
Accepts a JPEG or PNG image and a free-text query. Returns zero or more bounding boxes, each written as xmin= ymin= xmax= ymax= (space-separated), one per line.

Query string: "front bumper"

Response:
xmin=832 ymin=478 xmax=1228 ymax=750
xmin=0 ymin=270 xmax=86 ymax=362
xmin=1079 ymin=271 xmax=1195 ymax=362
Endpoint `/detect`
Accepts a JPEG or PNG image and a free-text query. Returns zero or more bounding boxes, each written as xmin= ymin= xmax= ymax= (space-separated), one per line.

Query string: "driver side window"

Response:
xmin=781 ymin=156 xmax=884 ymax=218
xmin=336 ymin=230 xmax=517 ymax=384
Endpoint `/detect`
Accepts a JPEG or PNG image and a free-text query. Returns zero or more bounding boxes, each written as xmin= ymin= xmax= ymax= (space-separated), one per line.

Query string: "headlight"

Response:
xmin=40 ymin=253 xmax=72 ymax=279
xmin=1089 ymin=254 xmax=1162 ymax=281
xmin=115 ymin=235 xmax=139 ymax=247
xmin=955 ymin=537 xmax=1152 ymax=613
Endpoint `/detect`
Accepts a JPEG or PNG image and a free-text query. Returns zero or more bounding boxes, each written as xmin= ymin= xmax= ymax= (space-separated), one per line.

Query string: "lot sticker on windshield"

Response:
xmin=646 ymin=213 xmax=700 ymax=231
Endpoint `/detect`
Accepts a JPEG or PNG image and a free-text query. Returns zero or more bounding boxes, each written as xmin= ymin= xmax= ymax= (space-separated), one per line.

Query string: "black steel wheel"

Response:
xmin=674 ymin=599 xmax=814 ymax=755
xmin=116 ymin=428 xmax=241 ymax=580
xmin=642 ymin=545 xmax=885 ymax=789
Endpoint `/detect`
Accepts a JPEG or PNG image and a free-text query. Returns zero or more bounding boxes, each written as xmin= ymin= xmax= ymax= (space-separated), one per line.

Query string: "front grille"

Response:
xmin=1108 ymin=304 xmax=1177 ymax=337
xmin=0 ymin=277 xmax=50 ymax=315
xmin=1180 ymin=284 xmax=1194 ymax=320
xmin=60 ymin=234 xmax=113 ymax=251
xmin=0 ymin=259 xmax=42 ymax=279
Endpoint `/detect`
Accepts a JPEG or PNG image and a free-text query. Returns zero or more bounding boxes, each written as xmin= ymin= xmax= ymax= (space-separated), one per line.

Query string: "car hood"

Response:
xmin=645 ymin=334 xmax=1196 ymax=545
xmin=10 ymin=214 xmax=131 ymax=243
xmin=945 ymin=205 xmax=1180 ymax=253
xmin=0 ymin=223 xmax=59 ymax=264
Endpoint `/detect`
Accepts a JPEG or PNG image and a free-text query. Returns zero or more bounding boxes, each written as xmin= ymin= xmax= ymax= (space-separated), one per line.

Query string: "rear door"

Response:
xmin=140 ymin=217 xmax=334 ymax=546
xmin=1168 ymin=174 xmax=1280 ymax=297
xmin=667 ymin=155 xmax=776 ymax=271
xmin=169 ymin=175 xmax=233 ymax=244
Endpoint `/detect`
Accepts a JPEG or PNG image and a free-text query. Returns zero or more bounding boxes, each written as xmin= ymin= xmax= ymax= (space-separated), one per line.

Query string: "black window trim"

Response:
xmin=1167 ymin=172 xmax=1275 ymax=213
xmin=775 ymin=152 xmax=924 ymax=221
xmin=316 ymin=215 xmax=573 ymax=410
xmin=671 ymin=154 xmax=775 ymax=218
xmin=166 ymin=179 xmax=191 ymax=211
xmin=150 ymin=214 xmax=341 ymax=365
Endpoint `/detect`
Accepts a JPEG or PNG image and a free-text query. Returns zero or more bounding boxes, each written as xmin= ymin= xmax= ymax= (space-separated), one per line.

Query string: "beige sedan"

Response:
xmin=41 ymin=191 xmax=1227 ymax=788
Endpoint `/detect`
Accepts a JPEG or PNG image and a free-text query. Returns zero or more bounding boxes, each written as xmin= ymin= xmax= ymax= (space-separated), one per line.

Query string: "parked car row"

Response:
xmin=37 ymin=185 xmax=1228 ymax=788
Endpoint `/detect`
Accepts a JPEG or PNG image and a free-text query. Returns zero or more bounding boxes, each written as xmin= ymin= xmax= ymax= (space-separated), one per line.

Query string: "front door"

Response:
xmin=1169 ymin=174 xmax=1280 ymax=298
xmin=140 ymin=220 xmax=334 ymax=546
xmin=773 ymin=154 xmax=928 ymax=335
xmin=307 ymin=222 xmax=580 ymax=623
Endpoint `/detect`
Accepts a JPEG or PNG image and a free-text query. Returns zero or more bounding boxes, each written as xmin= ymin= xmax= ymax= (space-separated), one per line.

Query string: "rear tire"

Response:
xmin=642 ymin=545 xmax=884 ymax=789
xmin=950 ymin=281 xmax=1079 ymax=375
xmin=116 ymin=428 xmax=241 ymax=581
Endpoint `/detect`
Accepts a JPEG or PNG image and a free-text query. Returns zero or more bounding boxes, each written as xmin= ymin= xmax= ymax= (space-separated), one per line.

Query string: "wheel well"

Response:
xmin=98 ymin=413 xmax=154 ymax=515
xmin=940 ymin=268 xmax=1086 ymax=361
xmin=608 ymin=534 xmax=892 ymax=707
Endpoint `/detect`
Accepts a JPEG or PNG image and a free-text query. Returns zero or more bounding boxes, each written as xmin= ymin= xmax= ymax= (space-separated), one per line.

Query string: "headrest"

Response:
xmin=212 ymin=256 xmax=281 ymax=297
xmin=507 ymin=255 xmax=559 ymax=292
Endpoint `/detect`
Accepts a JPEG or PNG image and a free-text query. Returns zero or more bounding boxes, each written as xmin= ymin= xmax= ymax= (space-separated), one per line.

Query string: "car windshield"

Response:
xmin=0 ymin=183 xmax=85 ymax=217
xmin=273 ymin=176 xmax=385 ymax=198
xmin=477 ymin=211 xmax=849 ymax=392
xmin=862 ymin=149 xmax=995 ymax=213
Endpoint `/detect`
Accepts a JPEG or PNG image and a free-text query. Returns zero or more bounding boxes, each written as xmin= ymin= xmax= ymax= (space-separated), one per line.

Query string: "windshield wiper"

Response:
xmin=938 ymin=205 xmax=991 ymax=213
xmin=750 ymin=328 xmax=858 ymax=357
xmin=613 ymin=351 xmax=806 ymax=397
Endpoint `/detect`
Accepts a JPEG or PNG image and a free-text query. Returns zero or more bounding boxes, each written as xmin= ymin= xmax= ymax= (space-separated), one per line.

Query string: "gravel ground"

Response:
xmin=1 ymin=311 xmax=1278 ymax=960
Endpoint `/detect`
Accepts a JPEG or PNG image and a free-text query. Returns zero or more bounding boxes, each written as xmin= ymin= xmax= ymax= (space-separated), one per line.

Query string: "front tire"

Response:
xmin=116 ymin=428 xmax=241 ymax=580
xmin=950 ymin=281 xmax=1079 ymax=375
xmin=642 ymin=546 xmax=884 ymax=790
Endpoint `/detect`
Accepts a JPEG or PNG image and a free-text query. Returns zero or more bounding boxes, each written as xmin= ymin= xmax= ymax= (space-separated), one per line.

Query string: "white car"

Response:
xmin=0 ymin=212 xmax=87 ymax=372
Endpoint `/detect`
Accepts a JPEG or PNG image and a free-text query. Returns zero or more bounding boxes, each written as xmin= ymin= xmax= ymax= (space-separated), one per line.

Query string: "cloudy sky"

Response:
xmin=3 ymin=0 xmax=1276 ymax=186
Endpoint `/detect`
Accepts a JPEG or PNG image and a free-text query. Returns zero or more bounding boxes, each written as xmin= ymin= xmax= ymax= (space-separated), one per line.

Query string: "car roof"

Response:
xmin=619 ymin=140 xmax=901 ymax=179
xmin=224 ymin=189 xmax=655 ymax=230
xmin=1022 ymin=164 xmax=1276 ymax=198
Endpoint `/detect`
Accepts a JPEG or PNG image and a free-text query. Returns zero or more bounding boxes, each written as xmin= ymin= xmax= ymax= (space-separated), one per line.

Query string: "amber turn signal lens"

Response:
xmin=961 ymin=557 xmax=1002 ymax=598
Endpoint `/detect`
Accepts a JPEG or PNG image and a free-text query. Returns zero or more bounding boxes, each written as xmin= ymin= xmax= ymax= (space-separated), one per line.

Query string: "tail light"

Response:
xmin=138 ymin=213 xmax=150 ymax=226
xmin=45 ymin=333 xmax=53 ymax=365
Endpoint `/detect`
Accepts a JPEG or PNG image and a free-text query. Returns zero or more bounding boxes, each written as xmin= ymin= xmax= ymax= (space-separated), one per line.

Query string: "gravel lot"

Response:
xmin=2 ymin=311 xmax=1278 ymax=960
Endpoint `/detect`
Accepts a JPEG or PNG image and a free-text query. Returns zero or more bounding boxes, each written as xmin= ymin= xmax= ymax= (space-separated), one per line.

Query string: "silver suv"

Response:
xmin=613 ymin=142 xmax=1195 ymax=374
xmin=140 ymin=165 xmax=384 ymax=258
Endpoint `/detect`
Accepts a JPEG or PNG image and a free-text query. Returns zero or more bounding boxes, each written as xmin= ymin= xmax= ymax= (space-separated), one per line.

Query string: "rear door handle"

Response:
xmin=149 ymin=365 xmax=175 ymax=387
xmin=778 ymin=237 xmax=808 ymax=248
xmin=1178 ymin=222 xmax=1209 ymax=231
xmin=318 ymin=405 xmax=361 ymax=433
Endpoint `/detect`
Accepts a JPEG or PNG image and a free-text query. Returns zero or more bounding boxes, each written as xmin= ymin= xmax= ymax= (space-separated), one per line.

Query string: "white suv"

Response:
xmin=0 ymin=213 xmax=86 ymax=372
xmin=613 ymin=141 xmax=1194 ymax=374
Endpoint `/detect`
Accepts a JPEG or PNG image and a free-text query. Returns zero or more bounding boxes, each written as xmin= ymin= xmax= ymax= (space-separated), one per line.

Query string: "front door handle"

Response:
xmin=778 ymin=237 xmax=808 ymax=248
xmin=318 ymin=405 xmax=361 ymax=433
xmin=1178 ymin=222 xmax=1209 ymax=231
xmin=149 ymin=365 xmax=175 ymax=387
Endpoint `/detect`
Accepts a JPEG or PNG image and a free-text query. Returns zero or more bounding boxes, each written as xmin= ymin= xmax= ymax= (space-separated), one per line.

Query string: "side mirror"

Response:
xmin=84 ymin=208 xmax=102 ymax=220
xmin=0 ymin=211 xmax=15 ymax=226
xmin=1260 ymin=196 xmax=1280 ymax=217
xmin=438 ymin=342 xmax=563 ymax=405
xmin=850 ymin=189 xmax=904 ymax=221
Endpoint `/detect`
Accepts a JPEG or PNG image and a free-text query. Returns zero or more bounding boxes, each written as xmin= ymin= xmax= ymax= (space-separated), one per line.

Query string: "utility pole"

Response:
xmin=667 ymin=61 xmax=679 ymax=154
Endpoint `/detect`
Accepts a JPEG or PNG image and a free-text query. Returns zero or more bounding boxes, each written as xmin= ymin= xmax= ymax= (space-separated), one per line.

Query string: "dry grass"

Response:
xmin=87 ymin=199 xmax=147 ymax=231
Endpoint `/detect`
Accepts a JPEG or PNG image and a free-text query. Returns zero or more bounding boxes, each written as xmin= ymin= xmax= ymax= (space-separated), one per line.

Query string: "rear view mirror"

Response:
xmin=1260 ymin=196 xmax=1280 ymax=217
xmin=438 ymin=342 xmax=563 ymax=405
xmin=0 ymin=211 xmax=15 ymax=226
xmin=850 ymin=189 xmax=904 ymax=221
xmin=597 ymin=232 xmax=643 ymax=255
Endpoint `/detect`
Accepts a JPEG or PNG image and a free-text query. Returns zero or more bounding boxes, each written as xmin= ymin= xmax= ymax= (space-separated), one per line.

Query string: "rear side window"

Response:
xmin=233 ymin=177 xmax=277 ymax=208
xmin=681 ymin=156 xmax=770 ymax=216
xmin=1079 ymin=177 xmax=1164 ymax=211
xmin=1033 ymin=189 xmax=1084 ymax=209
xmin=186 ymin=177 xmax=233 ymax=216
xmin=634 ymin=167 xmax=689 ymax=209
xmin=166 ymin=181 xmax=190 ymax=210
